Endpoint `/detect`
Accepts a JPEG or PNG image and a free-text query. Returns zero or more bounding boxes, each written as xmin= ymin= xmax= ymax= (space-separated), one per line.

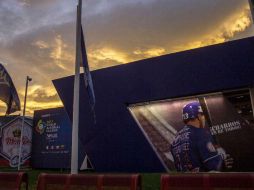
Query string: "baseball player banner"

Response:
xmin=31 ymin=107 xmax=72 ymax=169
xmin=129 ymin=90 xmax=254 ymax=172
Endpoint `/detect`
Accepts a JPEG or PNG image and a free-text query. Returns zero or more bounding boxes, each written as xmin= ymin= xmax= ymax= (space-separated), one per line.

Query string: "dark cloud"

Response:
xmin=0 ymin=0 xmax=253 ymax=115
xmin=0 ymin=1 xmax=27 ymax=42
xmin=18 ymin=0 xmax=59 ymax=6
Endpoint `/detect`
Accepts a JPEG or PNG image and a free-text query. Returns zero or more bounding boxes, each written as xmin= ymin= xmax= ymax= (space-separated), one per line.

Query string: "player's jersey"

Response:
xmin=170 ymin=125 xmax=223 ymax=172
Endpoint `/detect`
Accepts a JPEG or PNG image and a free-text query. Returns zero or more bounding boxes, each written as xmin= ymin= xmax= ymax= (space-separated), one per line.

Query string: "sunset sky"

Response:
xmin=0 ymin=0 xmax=253 ymax=116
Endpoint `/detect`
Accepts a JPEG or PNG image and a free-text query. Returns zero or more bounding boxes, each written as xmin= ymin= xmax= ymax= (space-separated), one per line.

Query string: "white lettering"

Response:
xmin=210 ymin=120 xmax=242 ymax=135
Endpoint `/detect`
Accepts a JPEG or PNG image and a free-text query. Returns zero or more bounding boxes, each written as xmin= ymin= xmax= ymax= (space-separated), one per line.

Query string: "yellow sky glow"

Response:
xmin=134 ymin=48 xmax=166 ymax=57
xmin=88 ymin=47 xmax=132 ymax=65
xmin=173 ymin=6 xmax=251 ymax=52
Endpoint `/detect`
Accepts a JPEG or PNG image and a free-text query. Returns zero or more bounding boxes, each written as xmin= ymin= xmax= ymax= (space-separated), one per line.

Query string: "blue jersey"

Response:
xmin=170 ymin=125 xmax=223 ymax=172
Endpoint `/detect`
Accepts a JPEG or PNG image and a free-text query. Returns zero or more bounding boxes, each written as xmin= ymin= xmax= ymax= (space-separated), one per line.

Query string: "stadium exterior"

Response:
xmin=53 ymin=36 xmax=254 ymax=172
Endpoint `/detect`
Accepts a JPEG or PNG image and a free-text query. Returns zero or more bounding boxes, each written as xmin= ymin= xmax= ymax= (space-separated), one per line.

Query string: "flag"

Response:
xmin=80 ymin=26 xmax=96 ymax=114
xmin=249 ymin=0 xmax=254 ymax=23
xmin=0 ymin=64 xmax=21 ymax=115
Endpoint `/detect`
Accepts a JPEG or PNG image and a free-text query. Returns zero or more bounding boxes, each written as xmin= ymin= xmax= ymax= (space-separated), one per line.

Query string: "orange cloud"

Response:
xmin=133 ymin=47 xmax=166 ymax=57
xmin=17 ymin=85 xmax=62 ymax=116
xmin=172 ymin=6 xmax=251 ymax=52
xmin=88 ymin=47 xmax=133 ymax=69
xmin=50 ymin=34 xmax=74 ymax=72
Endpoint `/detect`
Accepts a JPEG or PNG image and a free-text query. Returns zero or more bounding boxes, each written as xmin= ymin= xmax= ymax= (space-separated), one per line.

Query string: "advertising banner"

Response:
xmin=0 ymin=117 xmax=32 ymax=167
xmin=32 ymin=107 xmax=72 ymax=168
xmin=205 ymin=95 xmax=254 ymax=171
xmin=129 ymin=92 xmax=254 ymax=172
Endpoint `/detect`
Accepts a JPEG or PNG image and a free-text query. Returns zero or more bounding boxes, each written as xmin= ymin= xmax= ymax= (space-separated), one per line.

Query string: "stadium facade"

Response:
xmin=53 ymin=36 xmax=254 ymax=172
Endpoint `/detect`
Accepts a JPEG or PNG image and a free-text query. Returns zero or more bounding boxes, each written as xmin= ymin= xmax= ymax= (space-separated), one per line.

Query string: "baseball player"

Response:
xmin=170 ymin=101 xmax=233 ymax=172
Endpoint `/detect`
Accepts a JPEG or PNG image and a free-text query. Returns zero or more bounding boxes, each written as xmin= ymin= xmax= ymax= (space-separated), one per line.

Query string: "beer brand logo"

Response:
xmin=5 ymin=136 xmax=31 ymax=145
xmin=12 ymin=129 xmax=21 ymax=137
xmin=35 ymin=119 xmax=46 ymax=134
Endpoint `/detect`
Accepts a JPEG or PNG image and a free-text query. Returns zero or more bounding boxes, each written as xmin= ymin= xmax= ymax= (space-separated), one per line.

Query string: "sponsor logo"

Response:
xmin=210 ymin=120 xmax=241 ymax=135
xmin=35 ymin=119 xmax=46 ymax=134
xmin=0 ymin=119 xmax=32 ymax=167
xmin=5 ymin=136 xmax=31 ymax=145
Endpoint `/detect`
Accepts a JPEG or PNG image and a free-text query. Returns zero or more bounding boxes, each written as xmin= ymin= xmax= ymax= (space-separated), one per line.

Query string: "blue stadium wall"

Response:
xmin=53 ymin=36 xmax=254 ymax=172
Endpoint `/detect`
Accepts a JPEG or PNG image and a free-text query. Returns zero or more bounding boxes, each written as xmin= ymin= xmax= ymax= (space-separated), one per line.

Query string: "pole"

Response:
xmin=18 ymin=76 xmax=32 ymax=171
xmin=71 ymin=0 xmax=82 ymax=174
xmin=249 ymin=88 xmax=254 ymax=120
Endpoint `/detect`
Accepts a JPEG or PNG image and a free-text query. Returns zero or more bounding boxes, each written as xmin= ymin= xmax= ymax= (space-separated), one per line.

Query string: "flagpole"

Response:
xmin=18 ymin=76 xmax=32 ymax=171
xmin=71 ymin=0 xmax=82 ymax=174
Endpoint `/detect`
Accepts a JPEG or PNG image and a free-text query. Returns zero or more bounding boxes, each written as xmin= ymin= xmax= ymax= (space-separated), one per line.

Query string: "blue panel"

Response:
xmin=31 ymin=107 xmax=72 ymax=169
xmin=53 ymin=37 xmax=254 ymax=172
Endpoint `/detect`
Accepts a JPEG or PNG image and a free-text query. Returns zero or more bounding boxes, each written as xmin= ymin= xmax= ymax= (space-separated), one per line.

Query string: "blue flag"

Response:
xmin=0 ymin=64 xmax=21 ymax=115
xmin=250 ymin=0 xmax=254 ymax=22
xmin=80 ymin=26 xmax=96 ymax=116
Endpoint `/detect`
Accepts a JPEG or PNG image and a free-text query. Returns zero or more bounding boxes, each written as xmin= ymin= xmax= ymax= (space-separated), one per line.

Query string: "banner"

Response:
xmin=129 ymin=91 xmax=254 ymax=171
xmin=31 ymin=107 xmax=72 ymax=168
xmin=0 ymin=116 xmax=32 ymax=167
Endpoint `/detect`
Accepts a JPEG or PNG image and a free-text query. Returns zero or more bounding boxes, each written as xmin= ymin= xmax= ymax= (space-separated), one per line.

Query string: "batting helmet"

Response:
xmin=182 ymin=101 xmax=203 ymax=121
